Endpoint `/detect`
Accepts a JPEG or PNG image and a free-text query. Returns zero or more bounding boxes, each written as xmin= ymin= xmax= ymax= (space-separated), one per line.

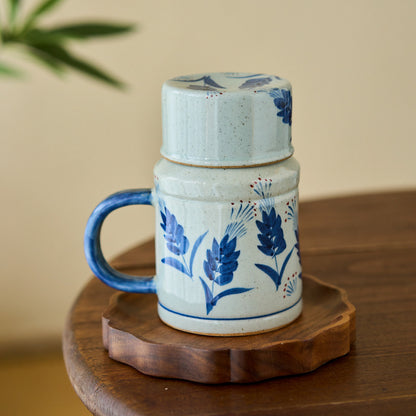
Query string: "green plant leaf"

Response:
xmin=25 ymin=43 xmax=124 ymax=88
xmin=8 ymin=0 xmax=21 ymax=26
xmin=25 ymin=46 xmax=66 ymax=75
xmin=0 ymin=60 xmax=23 ymax=77
xmin=21 ymin=28 xmax=67 ymax=45
xmin=47 ymin=22 xmax=136 ymax=39
xmin=22 ymin=0 xmax=64 ymax=32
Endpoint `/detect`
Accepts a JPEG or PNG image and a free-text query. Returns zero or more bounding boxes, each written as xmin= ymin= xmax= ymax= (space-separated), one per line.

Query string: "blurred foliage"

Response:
xmin=0 ymin=0 xmax=135 ymax=88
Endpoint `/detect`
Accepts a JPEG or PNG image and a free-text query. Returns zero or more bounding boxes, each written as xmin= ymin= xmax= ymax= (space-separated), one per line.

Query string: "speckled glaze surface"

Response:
xmin=84 ymin=72 xmax=302 ymax=335
xmin=162 ymin=72 xmax=293 ymax=167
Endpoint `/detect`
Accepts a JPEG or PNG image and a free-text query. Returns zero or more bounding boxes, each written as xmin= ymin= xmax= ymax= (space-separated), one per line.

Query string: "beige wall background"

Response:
xmin=1 ymin=0 xmax=415 ymax=347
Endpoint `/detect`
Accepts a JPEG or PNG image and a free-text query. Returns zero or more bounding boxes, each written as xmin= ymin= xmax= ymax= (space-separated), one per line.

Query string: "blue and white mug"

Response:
xmin=85 ymin=73 xmax=302 ymax=335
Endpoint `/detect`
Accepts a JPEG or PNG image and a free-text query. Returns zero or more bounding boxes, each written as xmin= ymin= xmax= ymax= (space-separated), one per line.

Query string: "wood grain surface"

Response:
xmin=102 ymin=274 xmax=355 ymax=383
xmin=63 ymin=190 xmax=416 ymax=415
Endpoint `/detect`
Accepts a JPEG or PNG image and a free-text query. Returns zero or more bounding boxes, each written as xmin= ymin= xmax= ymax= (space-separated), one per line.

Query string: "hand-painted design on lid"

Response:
xmin=162 ymin=72 xmax=294 ymax=167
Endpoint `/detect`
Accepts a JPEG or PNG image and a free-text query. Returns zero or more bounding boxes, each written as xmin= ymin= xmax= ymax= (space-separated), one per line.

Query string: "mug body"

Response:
xmin=154 ymin=157 xmax=302 ymax=335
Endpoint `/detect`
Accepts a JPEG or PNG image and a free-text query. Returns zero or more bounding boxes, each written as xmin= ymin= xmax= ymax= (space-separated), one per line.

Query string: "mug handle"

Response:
xmin=84 ymin=189 xmax=156 ymax=293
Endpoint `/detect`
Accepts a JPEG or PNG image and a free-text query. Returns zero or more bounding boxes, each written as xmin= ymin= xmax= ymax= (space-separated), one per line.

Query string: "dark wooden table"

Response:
xmin=64 ymin=190 xmax=416 ymax=415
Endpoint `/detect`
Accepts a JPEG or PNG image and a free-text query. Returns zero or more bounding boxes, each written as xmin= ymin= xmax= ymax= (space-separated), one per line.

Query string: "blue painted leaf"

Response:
xmin=269 ymin=207 xmax=277 ymax=221
xmin=206 ymin=250 xmax=218 ymax=271
xmin=220 ymin=250 xmax=240 ymax=264
xmin=212 ymin=238 xmax=220 ymax=259
xmin=239 ymin=77 xmax=272 ymax=89
xmin=255 ymin=263 xmax=279 ymax=287
xmin=219 ymin=234 xmax=229 ymax=246
xmin=203 ymin=76 xmax=225 ymax=89
xmin=256 ymin=220 xmax=269 ymax=234
xmin=164 ymin=234 xmax=176 ymax=243
xmin=261 ymin=209 xmax=270 ymax=225
xmin=258 ymin=233 xmax=273 ymax=248
xmin=214 ymin=272 xmax=234 ymax=286
xmin=219 ymin=261 xmax=238 ymax=276
xmin=175 ymin=224 xmax=184 ymax=241
xmin=189 ymin=230 xmax=208 ymax=276
xmin=165 ymin=210 xmax=177 ymax=233
xmin=161 ymin=257 xmax=190 ymax=277
xmin=221 ymin=235 xmax=237 ymax=257
xmin=212 ymin=287 xmax=253 ymax=306
xmin=166 ymin=243 xmax=181 ymax=256
xmin=258 ymin=245 xmax=274 ymax=257
xmin=199 ymin=277 xmax=214 ymax=314
xmin=203 ymin=259 xmax=214 ymax=280
xmin=160 ymin=210 xmax=166 ymax=225
xmin=278 ymin=247 xmax=294 ymax=285
xmin=179 ymin=235 xmax=189 ymax=255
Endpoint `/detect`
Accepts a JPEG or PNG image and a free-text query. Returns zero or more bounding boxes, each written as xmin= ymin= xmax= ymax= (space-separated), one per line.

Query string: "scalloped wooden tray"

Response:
xmin=102 ymin=274 xmax=355 ymax=384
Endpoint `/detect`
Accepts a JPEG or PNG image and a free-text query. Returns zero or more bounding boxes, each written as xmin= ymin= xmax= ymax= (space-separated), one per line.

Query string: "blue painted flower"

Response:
xmin=239 ymin=77 xmax=273 ymax=89
xmin=204 ymin=235 xmax=240 ymax=286
xmin=200 ymin=234 xmax=251 ymax=314
xmin=160 ymin=206 xmax=207 ymax=278
xmin=256 ymin=208 xmax=286 ymax=257
xmin=160 ymin=208 xmax=189 ymax=256
xmin=268 ymin=88 xmax=292 ymax=125
xmin=253 ymin=195 xmax=293 ymax=290
xmin=198 ymin=202 xmax=254 ymax=315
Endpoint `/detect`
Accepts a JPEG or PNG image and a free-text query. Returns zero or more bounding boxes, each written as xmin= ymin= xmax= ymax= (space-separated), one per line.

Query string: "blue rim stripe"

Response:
xmin=158 ymin=296 xmax=302 ymax=321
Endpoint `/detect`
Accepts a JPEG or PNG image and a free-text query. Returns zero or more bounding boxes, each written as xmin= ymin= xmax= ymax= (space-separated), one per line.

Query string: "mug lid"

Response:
xmin=161 ymin=72 xmax=293 ymax=167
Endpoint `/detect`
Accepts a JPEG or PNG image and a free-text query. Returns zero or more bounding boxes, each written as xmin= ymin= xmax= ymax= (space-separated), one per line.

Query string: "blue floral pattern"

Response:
xmin=199 ymin=203 xmax=254 ymax=314
xmin=158 ymin=179 xmax=301 ymax=315
xmin=285 ymin=197 xmax=301 ymax=271
xmin=286 ymin=276 xmax=298 ymax=296
xmin=267 ymin=88 xmax=292 ymax=125
xmin=252 ymin=179 xmax=295 ymax=291
xmin=160 ymin=204 xmax=207 ymax=279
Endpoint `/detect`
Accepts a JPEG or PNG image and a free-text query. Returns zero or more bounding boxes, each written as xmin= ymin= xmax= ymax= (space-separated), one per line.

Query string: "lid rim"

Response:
xmin=161 ymin=152 xmax=294 ymax=169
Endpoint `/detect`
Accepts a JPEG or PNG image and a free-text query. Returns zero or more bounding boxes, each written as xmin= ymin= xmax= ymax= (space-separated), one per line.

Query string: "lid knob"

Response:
xmin=161 ymin=72 xmax=293 ymax=167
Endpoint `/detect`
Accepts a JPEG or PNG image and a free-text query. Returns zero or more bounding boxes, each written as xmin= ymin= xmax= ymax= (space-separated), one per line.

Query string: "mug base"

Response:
xmin=157 ymin=298 xmax=302 ymax=336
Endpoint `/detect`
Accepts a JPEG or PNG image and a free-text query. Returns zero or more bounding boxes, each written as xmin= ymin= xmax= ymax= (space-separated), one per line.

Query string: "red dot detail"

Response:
xmin=250 ymin=184 xmax=254 ymax=188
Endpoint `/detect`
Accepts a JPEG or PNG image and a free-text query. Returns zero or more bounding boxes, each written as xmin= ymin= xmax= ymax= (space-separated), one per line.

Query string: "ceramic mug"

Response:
xmin=84 ymin=73 xmax=302 ymax=335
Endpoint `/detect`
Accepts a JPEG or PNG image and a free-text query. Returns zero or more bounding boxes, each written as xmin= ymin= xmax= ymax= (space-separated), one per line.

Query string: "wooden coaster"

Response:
xmin=102 ymin=274 xmax=355 ymax=384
